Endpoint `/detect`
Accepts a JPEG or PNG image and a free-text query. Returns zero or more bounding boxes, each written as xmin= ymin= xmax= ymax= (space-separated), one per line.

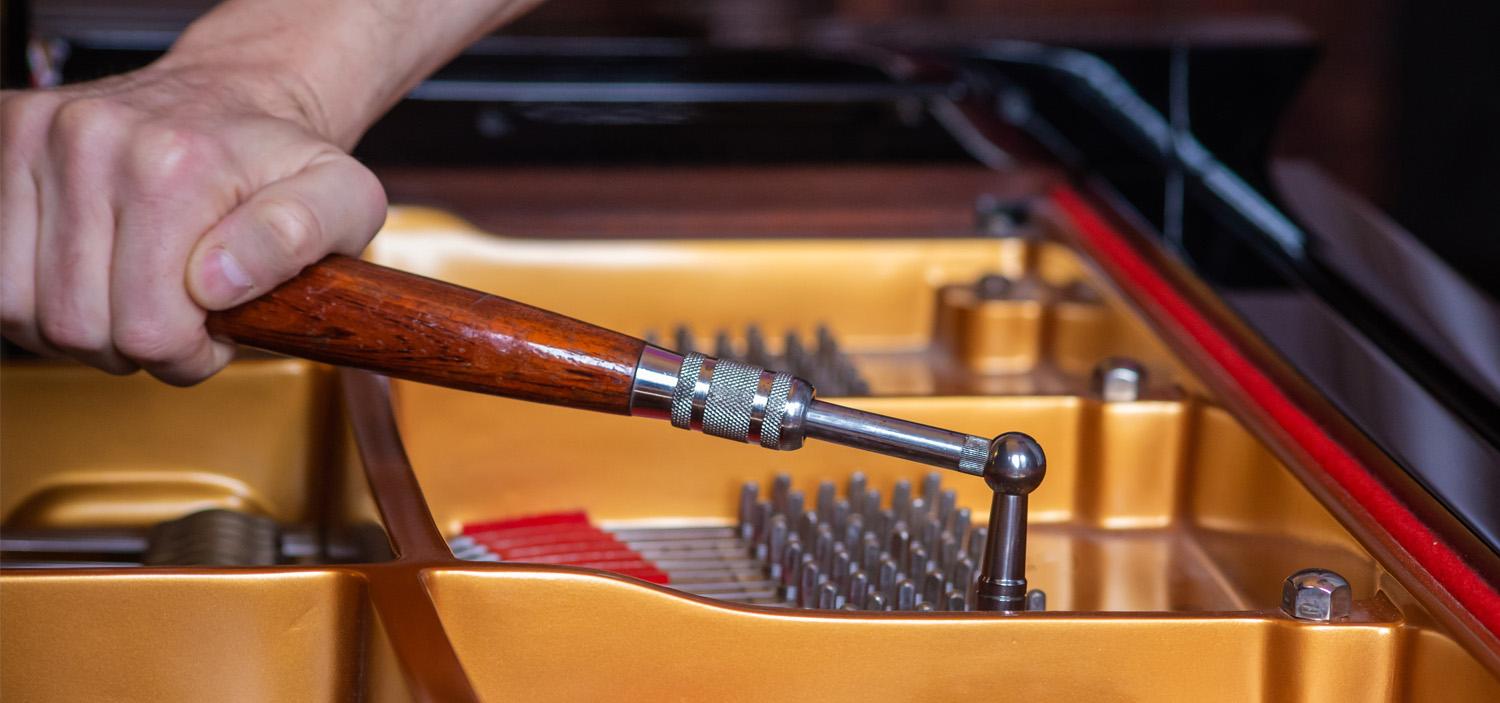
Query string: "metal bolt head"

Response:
xmin=983 ymin=432 xmax=1046 ymax=495
xmin=1091 ymin=357 xmax=1148 ymax=402
xmin=974 ymin=274 xmax=1014 ymax=301
xmin=1282 ymin=568 xmax=1352 ymax=621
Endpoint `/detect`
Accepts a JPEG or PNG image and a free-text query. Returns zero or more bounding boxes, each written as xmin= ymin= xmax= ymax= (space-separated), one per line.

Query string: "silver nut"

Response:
xmin=1091 ymin=357 xmax=1147 ymax=402
xmin=1281 ymin=568 xmax=1352 ymax=621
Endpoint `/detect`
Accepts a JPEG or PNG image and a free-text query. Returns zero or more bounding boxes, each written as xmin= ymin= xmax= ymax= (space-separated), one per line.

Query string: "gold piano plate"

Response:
xmin=2 ymin=203 xmax=1496 ymax=701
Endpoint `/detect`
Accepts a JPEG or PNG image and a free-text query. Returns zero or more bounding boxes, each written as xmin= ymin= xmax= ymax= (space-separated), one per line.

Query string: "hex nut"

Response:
xmin=1281 ymin=568 xmax=1352 ymax=621
xmin=1091 ymin=357 xmax=1147 ymax=402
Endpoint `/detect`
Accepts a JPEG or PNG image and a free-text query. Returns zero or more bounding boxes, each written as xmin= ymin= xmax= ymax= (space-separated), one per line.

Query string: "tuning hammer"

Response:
xmin=631 ymin=347 xmax=1009 ymax=478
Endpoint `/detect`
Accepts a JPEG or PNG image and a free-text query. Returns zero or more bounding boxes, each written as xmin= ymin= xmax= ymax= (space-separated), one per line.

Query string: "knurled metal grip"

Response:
xmin=667 ymin=352 xmax=798 ymax=448
xmin=958 ymin=435 xmax=991 ymax=475
xmin=630 ymin=346 xmax=812 ymax=451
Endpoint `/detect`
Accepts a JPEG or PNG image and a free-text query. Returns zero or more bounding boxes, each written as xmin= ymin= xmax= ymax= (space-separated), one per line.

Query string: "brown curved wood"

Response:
xmin=207 ymin=255 xmax=644 ymax=415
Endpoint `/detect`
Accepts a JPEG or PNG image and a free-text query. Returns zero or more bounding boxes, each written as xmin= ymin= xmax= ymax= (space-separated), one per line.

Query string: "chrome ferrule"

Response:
xmin=628 ymin=345 xmax=683 ymax=421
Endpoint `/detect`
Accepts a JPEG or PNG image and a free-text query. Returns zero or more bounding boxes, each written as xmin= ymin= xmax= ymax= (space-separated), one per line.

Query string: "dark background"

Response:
xmin=5 ymin=0 xmax=1498 ymax=288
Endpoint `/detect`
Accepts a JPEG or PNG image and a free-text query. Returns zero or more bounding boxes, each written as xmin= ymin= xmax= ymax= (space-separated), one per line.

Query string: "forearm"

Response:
xmin=160 ymin=0 xmax=540 ymax=148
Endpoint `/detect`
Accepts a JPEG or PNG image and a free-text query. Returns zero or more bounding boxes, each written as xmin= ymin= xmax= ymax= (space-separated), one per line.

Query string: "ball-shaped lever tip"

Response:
xmin=983 ymin=431 xmax=1046 ymax=495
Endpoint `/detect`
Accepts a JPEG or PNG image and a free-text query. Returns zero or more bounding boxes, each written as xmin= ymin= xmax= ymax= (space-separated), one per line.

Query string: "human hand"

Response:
xmin=1 ymin=61 xmax=387 ymax=384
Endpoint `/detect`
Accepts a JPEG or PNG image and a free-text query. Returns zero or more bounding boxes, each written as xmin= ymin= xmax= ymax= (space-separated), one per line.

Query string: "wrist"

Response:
xmin=160 ymin=2 xmax=373 ymax=148
xmin=149 ymin=51 xmax=339 ymax=144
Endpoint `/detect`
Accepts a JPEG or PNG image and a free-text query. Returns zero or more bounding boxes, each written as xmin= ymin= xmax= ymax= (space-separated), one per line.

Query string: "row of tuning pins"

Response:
xmin=736 ymin=471 xmax=1043 ymax=612
xmin=647 ymin=324 xmax=870 ymax=396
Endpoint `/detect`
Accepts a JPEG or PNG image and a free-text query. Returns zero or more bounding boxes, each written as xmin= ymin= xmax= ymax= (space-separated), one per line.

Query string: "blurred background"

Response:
xmin=4 ymin=0 xmax=1498 ymax=288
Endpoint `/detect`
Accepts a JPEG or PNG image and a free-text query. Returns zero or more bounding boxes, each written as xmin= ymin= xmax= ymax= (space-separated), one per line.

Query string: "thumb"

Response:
xmin=187 ymin=153 xmax=387 ymax=311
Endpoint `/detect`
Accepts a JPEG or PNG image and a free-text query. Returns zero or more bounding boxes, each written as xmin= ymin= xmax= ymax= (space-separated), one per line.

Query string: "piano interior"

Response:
xmin=4 ymin=185 xmax=1496 ymax=700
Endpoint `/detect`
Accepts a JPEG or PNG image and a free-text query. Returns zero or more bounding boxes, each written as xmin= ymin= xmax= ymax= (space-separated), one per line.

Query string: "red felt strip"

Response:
xmin=461 ymin=510 xmax=590 ymax=534
xmin=460 ymin=512 xmax=671 ymax=585
xmin=469 ymin=526 xmax=612 ymax=550
xmin=1050 ymin=185 xmax=1500 ymax=637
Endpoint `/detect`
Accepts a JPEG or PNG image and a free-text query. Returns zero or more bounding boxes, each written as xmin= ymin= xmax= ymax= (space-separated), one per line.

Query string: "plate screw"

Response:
xmin=1092 ymin=357 xmax=1147 ymax=402
xmin=1282 ymin=568 xmax=1352 ymax=621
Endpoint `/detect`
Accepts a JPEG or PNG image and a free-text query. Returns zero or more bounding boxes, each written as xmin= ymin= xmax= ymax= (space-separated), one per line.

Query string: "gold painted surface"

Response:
xmin=2 ymin=207 xmax=1497 ymax=698
xmin=0 ymin=570 xmax=367 ymax=702
xmin=0 ymin=359 xmax=332 ymax=527
xmin=425 ymin=567 xmax=1487 ymax=702
xmin=367 ymin=207 xmax=1198 ymax=395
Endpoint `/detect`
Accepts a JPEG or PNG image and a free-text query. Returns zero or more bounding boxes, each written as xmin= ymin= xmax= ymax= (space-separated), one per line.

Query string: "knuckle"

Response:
xmin=51 ymin=96 xmax=125 ymax=148
xmin=126 ymin=123 xmax=214 ymax=187
xmin=2 ymin=93 xmax=56 ymax=163
xmin=112 ymin=316 xmax=183 ymax=364
xmin=37 ymin=307 xmax=105 ymax=353
xmin=259 ymin=197 xmax=324 ymax=263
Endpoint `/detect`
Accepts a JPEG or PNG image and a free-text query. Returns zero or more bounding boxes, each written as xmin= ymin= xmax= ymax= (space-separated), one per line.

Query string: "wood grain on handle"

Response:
xmin=206 ymin=255 xmax=645 ymax=414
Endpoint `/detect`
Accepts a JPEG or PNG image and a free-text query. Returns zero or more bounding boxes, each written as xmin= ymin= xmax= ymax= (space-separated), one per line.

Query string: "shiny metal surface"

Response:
xmin=802 ymin=401 xmax=993 ymax=477
xmin=1091 ymin=357 xmax=1147 ymax=402
xmin=640 ymin=344 xmax=1025 ymax=478
xmin=1282 ymin=568 xmax=1352 ymax=622
xmin=975 ymin=433 xmax=1046 ymax=613
xmin=629 ymin=345 xmax=682 ymax=421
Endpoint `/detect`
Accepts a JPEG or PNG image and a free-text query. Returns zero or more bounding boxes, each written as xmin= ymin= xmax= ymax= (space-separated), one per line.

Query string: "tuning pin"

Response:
xmin=799 ymin=561 xmax=822 ymax=609
xmin=673 ymin=325 xmax=694 ymax=354
xmin=783 ymin=331 xmax=806 ymax=368
xmin=862 ymin=488 xmax=882 ymax=520
xmin=878 ymin=557 xmax=899 ymax=600
xmin=896 ymin=580 xmax=917 ymax=611
xmin=736 ymin=482 xmax=758 ymax=541
xmin=937 ymin=490 xmax=957 ymax=526
xmin=819 ymin=582 xmax=840 ymax=610
xmin=951 ymin=507 xmax=971 ymax=544
xmin=786 ymin=490 xmax=806 ymax=526
xmin=908 ymin=543 xmax=930 ymax=578
xmin=797 ymin=510 xmax=818 ymax=547
xmin=921 ymin=472 xmax=942 ymax=504
xmin=967 ymin=527 xmax=987 ymax=566
xmin=892 ymin=480 xmax=912 ymax=515
xmin=888 ymin=522 xmax=910 ymax=570
xmin=816 ymin=481 xmax=836 ymax=523
xmin=746 ymin=324 xmax=769 ymax=366
xmin=750 ymin=503 xmax=771 ymax=557
xmin=781 ymin=542 xmax=804 ymax=602
xmin=843 ymin=514 xmax=864 ymax=551
xmin=815 ymin=324 xmax=838 ymax=360
xmin=771 ymin=474 xmax=792 ymax=516
xmin=938 ymin=533 xmax=959 ymax=574
xmin=767 ymin=515 xmax=788 ymax=580
xmin=950 ymin=556 xmax=975 ymax=590
xmin=714 ymin=330 xmax=735 ymax=359
xmin=861 ymin=532 xmax=882 ymax=573
xmin=847 ymin=472 xmax=868 ymax=513
xmin=923 ymin=572 xmax=947 ymax=609
xmin=814 ymin=524 xmax=835 ymax=573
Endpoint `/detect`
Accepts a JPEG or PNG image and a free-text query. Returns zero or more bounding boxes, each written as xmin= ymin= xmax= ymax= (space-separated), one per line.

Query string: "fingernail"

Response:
xmin=201 ymin=247 xmax=253 ymax=305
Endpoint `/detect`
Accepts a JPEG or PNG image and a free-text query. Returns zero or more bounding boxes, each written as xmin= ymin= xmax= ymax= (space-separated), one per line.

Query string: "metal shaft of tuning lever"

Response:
xmin=630 ymin=347 xmax=999 ymax=478
xmin=974 ymin=433 xmax=1047 ymax=613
